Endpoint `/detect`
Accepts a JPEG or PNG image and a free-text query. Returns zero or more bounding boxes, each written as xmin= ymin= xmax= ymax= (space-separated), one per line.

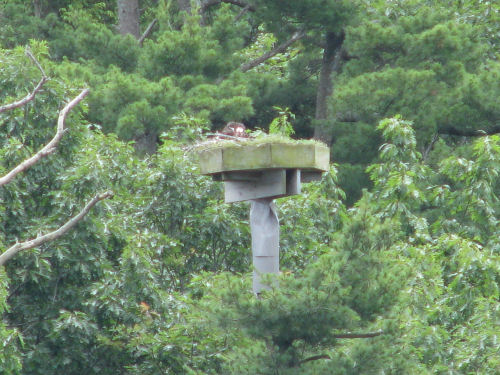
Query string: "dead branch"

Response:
xmin=299 ymin=354 xmax=331 ymax=365
xmin=240 ymin=31 xmax=306 ymax=72
xmin=138 ymin=18 xmax=158 ymax=46
xmin=0 ymin=191 xmax=114 ymax=266
xmin=332 ymin=330 xmax=383 ymax=339
xmin=0 ymin=49 xmax=48 ymax=114
xmin=0 ymin=88 xmax=89 ymax=187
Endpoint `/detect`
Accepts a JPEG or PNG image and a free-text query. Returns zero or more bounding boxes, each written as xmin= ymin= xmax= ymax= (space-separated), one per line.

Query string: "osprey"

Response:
xmin=220 ymin=122 xmax=249 ymax=138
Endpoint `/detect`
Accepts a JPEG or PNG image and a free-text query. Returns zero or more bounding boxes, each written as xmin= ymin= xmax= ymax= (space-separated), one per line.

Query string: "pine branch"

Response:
xmin=0 ymin=191 xmax=114 ymax=266
xmin=240 ymin=31 xmax=306 ymax=72
xmin=0 ymin=88 xmax=89 ymax=187
xmin=0 ymin=49 xmax=48 ymax=114
xmin=332 ymin=330 xmax=383 ymax=339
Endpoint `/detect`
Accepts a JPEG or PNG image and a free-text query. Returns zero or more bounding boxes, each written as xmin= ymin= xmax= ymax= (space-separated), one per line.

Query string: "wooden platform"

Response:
xmin=196 ymin=142 xmax=330 ymax=203
xmin=197 ymin=142 xmax=329 ymax=175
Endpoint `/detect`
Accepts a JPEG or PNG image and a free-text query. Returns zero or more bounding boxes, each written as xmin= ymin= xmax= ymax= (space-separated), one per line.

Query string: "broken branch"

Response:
xmin=138 ymin=18 xmax=158 ymax=46
xmin=0 ymin=191 xmax=114 ymax=266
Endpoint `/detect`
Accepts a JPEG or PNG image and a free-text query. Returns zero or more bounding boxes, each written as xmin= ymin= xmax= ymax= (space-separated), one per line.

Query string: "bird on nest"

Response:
xmin=209 ymin=122 xmax=250 ymax=140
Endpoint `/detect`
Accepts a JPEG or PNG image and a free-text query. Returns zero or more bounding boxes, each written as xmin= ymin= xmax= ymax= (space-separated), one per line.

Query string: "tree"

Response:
xmin=366 ymin=117 xmax=500 ymax=373
xmin=0 ymin=47 xmax=112 ymax=264
xmin=199 ymin=0 xmax=361 ymax=142
xmin=0 ymin=44 xmax=113 ymax=374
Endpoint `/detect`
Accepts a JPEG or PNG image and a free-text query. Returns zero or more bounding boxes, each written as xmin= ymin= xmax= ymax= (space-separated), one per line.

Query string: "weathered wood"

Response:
xmin=224 ymin=170 xmax=286 ymax=203
xmin=196 ymin=141 xmax=330 ymax=295
xmin=286 ymin=169 xmax=301 ymax=196
xmin=0 ymin=191 xmax=113 ymax=266
xmin=250 ymin=199 xmax=279 ymax=294
xmin=222 ymin=169 xmax=304 ymax=203
xmin=214 ymin=171 xmax=263 ymax=182
xmin=198 ymin=142 xmax=329 ymax=175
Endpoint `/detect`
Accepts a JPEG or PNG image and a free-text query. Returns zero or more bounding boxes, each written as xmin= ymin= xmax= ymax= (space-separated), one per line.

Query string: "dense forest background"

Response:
xmin=0 ymin=0 xmax=499 ymax=374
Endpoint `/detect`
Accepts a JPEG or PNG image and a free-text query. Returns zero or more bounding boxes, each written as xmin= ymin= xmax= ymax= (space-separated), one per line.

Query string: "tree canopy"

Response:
xmin=0 ymin=1 xmax=499 ymax=374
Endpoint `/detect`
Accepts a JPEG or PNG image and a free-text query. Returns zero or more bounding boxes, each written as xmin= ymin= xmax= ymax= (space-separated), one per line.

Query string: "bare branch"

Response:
xmin=25 ymin=49 xmax=45 ymax=76
xmin=423 ymin=133 xmax=439 ymax=161
xmin=240 ymin=31 xmax=306 ymax=72
xmin=0 ymin=49 xmax=48 ymax=114
xmin=332 ymin=330 xmax=383 ymax=339
xmin=0 ymin=191 xmax=114 ymax=266
xmin=437 ymin=126 xmax=500 ymax=137
xmin=0 ymin=88 xmax=89 ymax=187
xmin=138 ymin=18 xmax=158 ymax=46
xmin=299 ymin=354 xmax=331 ymax=365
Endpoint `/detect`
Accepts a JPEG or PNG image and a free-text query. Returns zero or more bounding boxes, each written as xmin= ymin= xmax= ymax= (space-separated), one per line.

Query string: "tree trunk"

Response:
xmin=177 ymin=0 xmax=192 ymax=13
xmin=313 ymin=31 xmax=345 ymax=144
xmin=32 ymin=0 xmax=43 ymax=18
xmin=117 ymin=0 xmax=140 ymax=39
xmin=134 ymin=131 xmax=158 ymax=155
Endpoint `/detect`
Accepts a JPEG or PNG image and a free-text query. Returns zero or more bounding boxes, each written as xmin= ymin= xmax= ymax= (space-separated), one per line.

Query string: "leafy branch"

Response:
xmin=0 ymin=48 xmax=113 ymax=266
xmin=0 ymin=88 xmax=90 ymax=187
xmin=0 ymin=191 xmax=114 ymax=266
xmin=240 ymin=31 xmax=306 ymax=72
xmin=0 ymin=49 xmax=48 ymax=114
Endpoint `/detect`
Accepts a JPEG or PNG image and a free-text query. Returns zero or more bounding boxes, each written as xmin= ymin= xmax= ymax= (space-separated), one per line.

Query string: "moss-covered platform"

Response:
xmin=197 ymin=140 xmax=329 ymax=176
xmin=195 ymin=138 xmax=330 ymax=202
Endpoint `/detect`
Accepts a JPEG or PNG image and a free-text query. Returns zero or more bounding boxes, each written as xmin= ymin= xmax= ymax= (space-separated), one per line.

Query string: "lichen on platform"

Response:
xmin=193 ymin=135 xmax=330 ymax=175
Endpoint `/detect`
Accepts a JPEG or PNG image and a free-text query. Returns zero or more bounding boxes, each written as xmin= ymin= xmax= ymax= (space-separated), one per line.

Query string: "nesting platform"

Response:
xmin=197 ymin=141 xmax=329 ymax=203
xmin=196 ymin=139 xmax=330 ymax=293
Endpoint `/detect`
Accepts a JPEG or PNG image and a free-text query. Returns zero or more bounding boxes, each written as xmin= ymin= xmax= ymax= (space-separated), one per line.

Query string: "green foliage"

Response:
xmin=252 ymin=0 xmax=360 ymax=36
xmin=52 ymin=4 xmax=137 ymax=69
xmin=197 ymin=198 xmax=405 ymax=374
xmin=327 ymin=3 xmax=498 ymax=197
xmin=1 ymin=1 xmax=500 ymax=374
xmin=334 ymin=6 xmax=491 ymax=149
xmin=0 ymin=2 xmax=54 ymax=48
xmin=86 ymin=68 xmax=181 ymax=138
xmin=268 ymin=106 xmax=295 ymax=137
xmin=366 ymin=117 xmax=500 ymax=374
xmin=278 ymin=166 xmax=345 ymax=270
xmin=0 ymin=268 xmax=22 ymax=375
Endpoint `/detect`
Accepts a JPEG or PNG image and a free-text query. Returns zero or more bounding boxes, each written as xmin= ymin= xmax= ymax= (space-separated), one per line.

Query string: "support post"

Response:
xmin=250 ymin=198 xmax=279 ymax=294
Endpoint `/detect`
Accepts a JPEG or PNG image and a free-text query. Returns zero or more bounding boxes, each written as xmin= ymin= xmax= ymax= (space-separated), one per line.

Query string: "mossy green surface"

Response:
xmin=195 ymin=137 xmax=329 ymax=175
